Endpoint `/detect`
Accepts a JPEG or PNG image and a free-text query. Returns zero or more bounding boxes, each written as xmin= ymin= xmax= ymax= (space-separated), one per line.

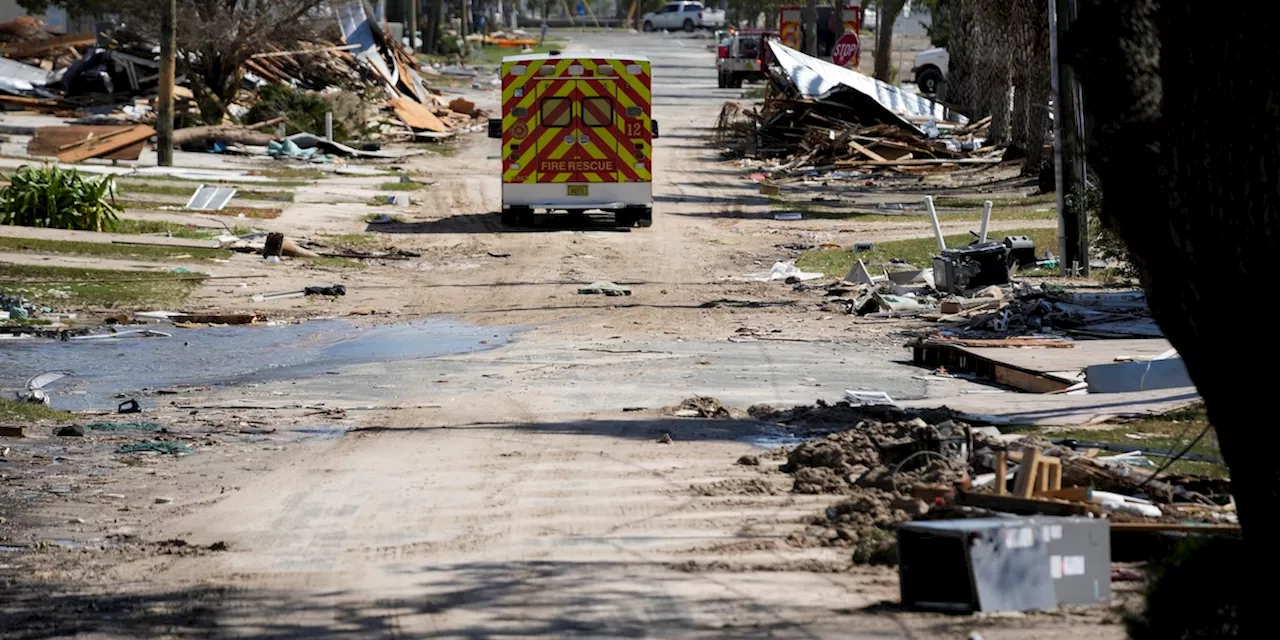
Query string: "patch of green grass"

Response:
xmin=0 ymin=398 xmax=69 ymax=423
xmin=321 ymin=233 xmax=377 ymax=247
xmin=107 ymin=218 xmax=220 ymax=239
xmin=0 ymin=236 xmax=231 ymax=262
xmin=379 ymin=181 xmax=424 ymax=191
xmin=0 ymin=264 xmax=206 ymax=309
xmin=796 ymin=227 xmax=1060 ymax=276
xmin=303 ymin=256 xmax=365 ymax=270
xmin=1044 ymin=405 xmax=1226 ymax=477
xmin=933 ymin=192 xmax=1057 ymax=208
xmin=251 ymin=167 xmax=326 ymax=180
xmin=118 ymin=181 xmax=295 ymax=202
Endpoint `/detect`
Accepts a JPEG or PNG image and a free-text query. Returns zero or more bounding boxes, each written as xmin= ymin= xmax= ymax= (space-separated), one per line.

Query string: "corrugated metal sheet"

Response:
xmin=767 ymin=41 xmax=965 ymax=133
xmin=186 ymin=185 xmax=238 ymax=211
xmin=337 ymin=0 xmax=397 ymax=90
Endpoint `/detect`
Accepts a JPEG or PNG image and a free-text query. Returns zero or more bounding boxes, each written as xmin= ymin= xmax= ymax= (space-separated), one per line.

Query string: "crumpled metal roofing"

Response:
xmin=767 ymin=41 xmax=966 ymax=134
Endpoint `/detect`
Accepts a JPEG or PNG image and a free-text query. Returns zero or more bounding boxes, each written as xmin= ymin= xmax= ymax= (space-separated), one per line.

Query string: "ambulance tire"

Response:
xmin=729 ymin=73 xmax=742 ymax=89
xmin=717 ymin=72 xmax=726 ymax=89
xmin=502 ymin=207 xmax=532 ymax=227
xmin=637 ymin=210 xmax=653 ymax=228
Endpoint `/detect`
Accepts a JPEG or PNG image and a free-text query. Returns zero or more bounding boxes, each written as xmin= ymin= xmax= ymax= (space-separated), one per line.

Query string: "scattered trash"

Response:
xmin=55 ymin=425 xmax=85 ymax=437
xmin=116 ymin=399 xmax=142 ymax=414
xmin=843 ymin=390 xmax=896 ymax=406
xmin=773 ymin=211 xmax=802 ymax=221
xmin=16 ymin=370 xmax=71 ymax=406
xmin=657 ymin=433 xmax=674 ymax=444
xmin=117 ymin=442 xmax=192 ymax=455
xmin=578 ymin=281 xmax=632 ymax=296
xmin=746 ymin=261 xmax=824 ymax=283
xmin=86 ymin=421 xmax=161 ymax=432
xmin=304 ymin=285 xmax=347 ymax=297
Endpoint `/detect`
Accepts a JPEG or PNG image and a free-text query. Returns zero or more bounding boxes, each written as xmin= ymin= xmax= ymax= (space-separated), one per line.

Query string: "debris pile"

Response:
xmin=717 ymin=41 xmax=996 ymax=182
xmin=730 ymin=400 xmax=1234 ymax=565
xmin=0 ymin=5 xmax=487 ymax=163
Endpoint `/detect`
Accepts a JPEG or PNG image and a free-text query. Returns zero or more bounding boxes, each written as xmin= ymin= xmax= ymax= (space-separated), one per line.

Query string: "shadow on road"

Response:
xmin=0 ymin=559 xmax=836 ymax=638
xmin=366 ymin=212 xmax=635 ymax=235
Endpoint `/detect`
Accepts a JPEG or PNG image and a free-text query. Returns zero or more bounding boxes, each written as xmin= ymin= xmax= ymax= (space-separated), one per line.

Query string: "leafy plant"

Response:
xmin=245 ymin=84 xmax=350 ymax=141
xmin=0 ymin=165 xmax=121 ymax=232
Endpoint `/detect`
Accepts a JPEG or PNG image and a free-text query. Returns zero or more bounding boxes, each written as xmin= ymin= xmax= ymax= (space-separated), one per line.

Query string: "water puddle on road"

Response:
xmin=0 ymin=319 xmax=510 ymax=410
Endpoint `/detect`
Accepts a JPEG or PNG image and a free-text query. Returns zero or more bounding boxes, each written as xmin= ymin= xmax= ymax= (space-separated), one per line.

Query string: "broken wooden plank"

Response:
xmin=849 ymin=158 xmax=1005 ymax=167
xmin=846 ymin=138 xmax=887 ymax=162
xmin=0 ymin=425 xmax=26 ymax=438
xmin=56 ymin=124 xmax=155 ymax=163
xmin=1037 ymin=487 xmax=1092 ymax=502
xmin=0 ymin=32 xmax=95 ymax=59
xmin=29 ymin=126 xmax=146 ymax=160
xmin=389 ymin=96 xmax=447 ymax=133
xmin=956 ymin=491 xmax=1103 ymax=517
xmin=1013 ymin=447 xmax=1042 ymax=498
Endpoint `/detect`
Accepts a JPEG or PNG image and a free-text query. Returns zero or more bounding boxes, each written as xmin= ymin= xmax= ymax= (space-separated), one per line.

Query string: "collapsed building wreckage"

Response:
xmin=715 ymin=41 xmax=993 ymax=180
xmin=679 ymin=397 xmax=1232 ymax=611
xmin=0 ymin=4 xmax=486 ymax=163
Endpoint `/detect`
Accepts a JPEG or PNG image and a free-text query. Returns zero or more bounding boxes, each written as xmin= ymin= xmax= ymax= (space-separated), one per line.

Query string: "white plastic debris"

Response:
xmin=746 ymin=261 xmax=824 ymax=282
xmin=844 ymin=390 xmax=896 ymax=406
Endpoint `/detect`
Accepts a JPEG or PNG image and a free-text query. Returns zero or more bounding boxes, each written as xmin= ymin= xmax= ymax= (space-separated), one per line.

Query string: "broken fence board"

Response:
xmin=29 ymin=126 xmax=145 ymax=161
xmin=56 ymin=125 xmax=156 ymax=163
xmin=390 ymin=96 xmax=448 ymax=132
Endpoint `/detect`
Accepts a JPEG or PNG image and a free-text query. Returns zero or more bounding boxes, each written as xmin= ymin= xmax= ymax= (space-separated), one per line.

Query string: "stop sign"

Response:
xmin=832 ymin=32 xmax=860 ymax=68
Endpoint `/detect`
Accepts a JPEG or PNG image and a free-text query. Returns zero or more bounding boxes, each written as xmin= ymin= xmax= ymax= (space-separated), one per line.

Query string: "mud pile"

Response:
xmin=772 ymin=414 xmax=982 ymax=564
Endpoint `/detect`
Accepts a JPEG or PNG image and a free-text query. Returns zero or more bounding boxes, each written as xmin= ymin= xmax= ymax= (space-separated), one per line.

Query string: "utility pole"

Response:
xmin=1048 ymin=0 xmax=1089 ymax=276
xmin=409 ymin=0 xmax=419 ymax=52
xmin=803 ymin=0 xmax=818 ymax=56
xmin=157 ymin=0 xmax=176 ymax=167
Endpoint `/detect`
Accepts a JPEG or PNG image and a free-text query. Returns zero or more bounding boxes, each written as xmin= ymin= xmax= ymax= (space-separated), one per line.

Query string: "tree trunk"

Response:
xmin=873 ymin=1 xmax=906 ymax=82
xmin=1066 ymin=0 xmax=1279 ymax=630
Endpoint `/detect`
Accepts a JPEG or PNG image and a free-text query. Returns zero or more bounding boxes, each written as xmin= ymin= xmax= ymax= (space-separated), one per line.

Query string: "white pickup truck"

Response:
xmin=642 ymin=1 xmax=726 ymax=32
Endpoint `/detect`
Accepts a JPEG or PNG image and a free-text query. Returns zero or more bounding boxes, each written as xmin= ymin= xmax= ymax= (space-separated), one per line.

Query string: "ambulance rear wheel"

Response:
xmin=637 ymin=209 xmax=653 ymax=228
xmin=502 ymin=206 xmax=532 ymax=227
xmin=729 ymin=73 xmax=743 ymax=89
xmin=717 ymin=72 xmax=727 ymax=88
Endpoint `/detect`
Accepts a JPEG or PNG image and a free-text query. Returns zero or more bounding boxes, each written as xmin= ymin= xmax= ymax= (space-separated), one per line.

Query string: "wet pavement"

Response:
xmin=0 ymin=319 xmax=512 ymax=410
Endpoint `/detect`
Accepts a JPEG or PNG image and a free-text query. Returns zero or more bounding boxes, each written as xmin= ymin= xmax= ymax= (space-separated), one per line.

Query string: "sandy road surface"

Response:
xmin=0 ymin=31 xmax=1118 ymax=639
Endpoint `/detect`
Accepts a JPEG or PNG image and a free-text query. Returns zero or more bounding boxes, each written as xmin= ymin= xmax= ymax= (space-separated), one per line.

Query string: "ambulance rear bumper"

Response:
xmin=503 ymin=183 xmax=652 ymax=210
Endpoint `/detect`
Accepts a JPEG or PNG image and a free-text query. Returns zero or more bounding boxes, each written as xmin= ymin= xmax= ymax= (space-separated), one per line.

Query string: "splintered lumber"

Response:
xmin=847 ymin=138 xmax=887 ymax=162
xmin=994 ymin=450 xmax=1007 ymax=496
xmin=29 ymin=126 xmax=146 ymax=160
xmin=956 ymin=491 xmax=1102 ymax=517
xmin=0 ymin=32 xmax=95 ymax=59
xmin=448 ymin=97 xmax=476 ymax=115
xmin=56 ymin=124 xmax=155 ymax=163
xmin=1013 ymin=447 xmax=1043 ymax=498
xmin=390 ymin=96 xmax=447 ymax=132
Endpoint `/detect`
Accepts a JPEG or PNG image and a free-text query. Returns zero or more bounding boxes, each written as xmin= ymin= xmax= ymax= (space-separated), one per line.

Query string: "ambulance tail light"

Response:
xmin=488 ymin=119 xmax=501 ymax=139
xmin=717 ymin=45 xmax=728 ymax=59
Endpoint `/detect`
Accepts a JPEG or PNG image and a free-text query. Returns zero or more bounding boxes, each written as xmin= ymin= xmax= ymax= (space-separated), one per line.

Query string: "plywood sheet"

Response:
xmin=28 ymin=125 xmax=146 ymax=161
xmin=955 ymin=339 xmax=1175 ymax=376
xmin=390 ymin=96 xmax=447 ymax=132
xmin=56 ymin=124 xmax=155 ymax=163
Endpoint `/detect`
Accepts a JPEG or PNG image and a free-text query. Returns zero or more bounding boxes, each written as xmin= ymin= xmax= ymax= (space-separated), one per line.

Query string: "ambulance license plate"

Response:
xmin=567 ymin=185 xmax=589 ymax=196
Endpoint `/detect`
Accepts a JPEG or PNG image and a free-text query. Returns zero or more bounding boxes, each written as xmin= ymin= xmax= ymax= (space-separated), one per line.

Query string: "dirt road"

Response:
xmin=0 ymin=31 xmax=1118 ymax=639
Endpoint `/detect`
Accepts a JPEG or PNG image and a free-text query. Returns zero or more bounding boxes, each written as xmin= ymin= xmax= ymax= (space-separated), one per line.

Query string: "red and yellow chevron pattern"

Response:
xmin=500 ymin=56 xmax=652 ymax=185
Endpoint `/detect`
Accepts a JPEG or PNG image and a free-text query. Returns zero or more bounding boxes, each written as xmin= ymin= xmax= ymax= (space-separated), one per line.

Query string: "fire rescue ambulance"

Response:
xmin=489 ymin=51 xmax=658 ymax=228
